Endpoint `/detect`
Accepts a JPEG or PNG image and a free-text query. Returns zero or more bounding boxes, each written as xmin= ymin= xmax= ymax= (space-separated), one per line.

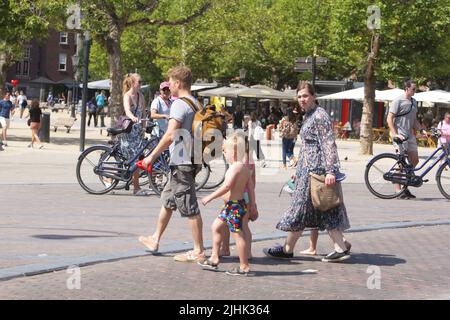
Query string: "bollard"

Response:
xmin=39 ymin=112 xmax=51 ymax=143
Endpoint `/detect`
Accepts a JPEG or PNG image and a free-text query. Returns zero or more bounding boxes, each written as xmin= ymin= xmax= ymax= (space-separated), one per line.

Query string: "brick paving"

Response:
xmin=1 ymin=225 xmax=449 ymax=300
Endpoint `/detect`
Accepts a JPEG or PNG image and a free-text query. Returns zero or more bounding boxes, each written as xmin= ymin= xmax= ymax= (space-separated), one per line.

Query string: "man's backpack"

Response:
xmin=181 ymin=97 xmax=226 ymax=158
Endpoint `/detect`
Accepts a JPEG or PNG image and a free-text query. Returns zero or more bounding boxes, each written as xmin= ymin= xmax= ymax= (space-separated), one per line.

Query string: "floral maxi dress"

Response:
xmin=276 ymin=106 xmax=350 ymax=232
xmin=119 ymin=102 xmax=145 ymax=163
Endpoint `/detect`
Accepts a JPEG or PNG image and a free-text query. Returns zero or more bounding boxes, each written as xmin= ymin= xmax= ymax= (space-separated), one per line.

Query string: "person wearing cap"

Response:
xmin=150 ymin=81 xmax=172 ymax=136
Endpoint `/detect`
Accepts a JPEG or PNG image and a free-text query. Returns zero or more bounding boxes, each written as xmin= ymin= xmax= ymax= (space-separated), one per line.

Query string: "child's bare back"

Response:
xmin=222 ymin=162 xmax=252 ymax=202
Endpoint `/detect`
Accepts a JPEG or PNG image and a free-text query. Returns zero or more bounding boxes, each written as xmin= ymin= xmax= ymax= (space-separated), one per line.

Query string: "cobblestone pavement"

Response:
xmin=1 ymin=224 xmax=449 ymax=300
xmin=1 ymin=119 xmax=449 ymax=299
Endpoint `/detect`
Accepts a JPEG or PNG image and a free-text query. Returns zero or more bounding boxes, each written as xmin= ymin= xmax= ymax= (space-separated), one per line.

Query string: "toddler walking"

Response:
xmin=199 ymin=134 xmax=257 ymax=276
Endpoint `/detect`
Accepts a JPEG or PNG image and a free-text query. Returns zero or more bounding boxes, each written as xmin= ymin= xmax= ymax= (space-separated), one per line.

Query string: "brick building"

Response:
xmin=6 ymin=29 xmax=78 ymax=101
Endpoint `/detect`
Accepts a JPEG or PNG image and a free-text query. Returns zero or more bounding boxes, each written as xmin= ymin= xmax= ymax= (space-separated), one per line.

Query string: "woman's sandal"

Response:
xmin=197 ymin=259 xmax=219 ymax=270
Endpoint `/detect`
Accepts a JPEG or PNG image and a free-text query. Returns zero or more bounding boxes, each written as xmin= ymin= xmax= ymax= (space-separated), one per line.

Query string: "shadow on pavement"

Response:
xmin=345 ymin=253 xmax=406 ymax=266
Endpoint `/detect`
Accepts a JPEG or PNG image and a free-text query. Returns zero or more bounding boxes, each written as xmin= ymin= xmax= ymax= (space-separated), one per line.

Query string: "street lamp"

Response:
xmin=71 ymin=54 xmax=79 ymax=118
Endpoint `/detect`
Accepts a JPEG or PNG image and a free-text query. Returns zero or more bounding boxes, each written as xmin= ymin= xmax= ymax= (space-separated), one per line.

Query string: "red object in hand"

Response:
xmin=11 ymin=79 xmax=19 ymax=87
xmin=136 ymin=160 xmax=152 ymax=173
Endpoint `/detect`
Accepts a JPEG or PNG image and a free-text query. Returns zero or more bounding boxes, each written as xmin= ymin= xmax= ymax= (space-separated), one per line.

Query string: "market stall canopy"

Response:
xmin=237 ymin=85 xmax=295 ymax=100
xmin=376 ymin=88 xmax=404 ymax=101
xmin=197 ymin=84 xmax=248 ymax=98
xmin=191 ymin=81 xmax=218 ymax=92
xmin=413 ymin=90 xmax=450 ymax=103
xmin=30 ymin=76 xmax=56 ymax=84
xmin=318 ymin=87 xmax=373 ymax=101
xmin=80 ymin=79 xmax=110 ymax=90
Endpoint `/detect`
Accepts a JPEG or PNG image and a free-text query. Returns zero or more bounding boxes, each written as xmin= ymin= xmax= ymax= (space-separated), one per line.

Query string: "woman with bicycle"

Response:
xmin=121 ymin=73 xmax=148 ymax=196
xmin=263 ymin=82 xmax=351 ymax=263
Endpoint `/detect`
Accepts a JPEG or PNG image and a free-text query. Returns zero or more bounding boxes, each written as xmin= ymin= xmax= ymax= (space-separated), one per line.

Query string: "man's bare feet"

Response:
xmin=299 ymin=248 xmax=317 ymax=256
xmin=139 ymin=235 xmax=159 ymax=252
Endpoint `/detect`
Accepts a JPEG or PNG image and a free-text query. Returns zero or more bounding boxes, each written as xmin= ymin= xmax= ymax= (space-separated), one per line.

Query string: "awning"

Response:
xmin=30 ymin=76 xmax=56 ymax=84
xmin=413 ymin=90 xmax=450 ymax=103
xmin=197 ymin=84 xmax=249 ymax=98
xmin=191 ymin=81 xmax=218 ymax=92
xmin=237 ymin=85 xmax=295 ymax=100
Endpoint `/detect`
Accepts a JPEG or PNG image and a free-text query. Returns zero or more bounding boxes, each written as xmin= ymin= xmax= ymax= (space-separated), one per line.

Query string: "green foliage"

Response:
xmin=84 ymin=0 xmax=450 ymax=89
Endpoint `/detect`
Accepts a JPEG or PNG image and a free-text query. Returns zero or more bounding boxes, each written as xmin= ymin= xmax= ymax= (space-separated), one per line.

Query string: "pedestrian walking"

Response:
xmin=436 ymin=111 xmax=450 ymax=145
xmin=248 ymin=112 xmax=266 ymax=167
xmin=17 ymin=90 xmax=28 ymax=118
xmin=198 ymin=134 xmax=257 ymax=275
xmin=87 ymin=97 xmax=98 ymax=127
xmin=27 ymin=99 xmax=44 ymax=149
xmin=139 ymin=66 xmax=206 ymax=263
xmin=263 ymin=82 xmax=351 ymax=263
xmin=0 ymin=92 xmax=15 ymax=147
xmin=278 ymin=108 xmax=299 ymax=169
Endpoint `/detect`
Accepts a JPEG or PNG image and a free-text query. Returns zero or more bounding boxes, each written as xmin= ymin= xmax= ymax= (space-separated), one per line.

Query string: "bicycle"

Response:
xmin=76 ymin=120 xmax=212 ymax=195
xmin=76 ymin=120 xmax=171 ymax=195
xmin=364 ymin=128 xmax=450 ymax=200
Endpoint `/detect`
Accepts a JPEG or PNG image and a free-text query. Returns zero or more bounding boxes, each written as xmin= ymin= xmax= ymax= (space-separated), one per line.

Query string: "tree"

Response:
xmin=81 ymin=0 xmax=211 ymax=124
xmin=0 ymin=0 xmax=69 ymax=91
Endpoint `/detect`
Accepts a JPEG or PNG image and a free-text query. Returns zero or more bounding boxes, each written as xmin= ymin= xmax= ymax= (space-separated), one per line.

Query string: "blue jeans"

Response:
xmin=282 ymin=138 xmax=295 ymax=165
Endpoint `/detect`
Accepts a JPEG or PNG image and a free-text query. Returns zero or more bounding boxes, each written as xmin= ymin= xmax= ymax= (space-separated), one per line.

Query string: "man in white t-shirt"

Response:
xmin=139 ymin=66 xmax=205 ymax=263
xmin=150 ymin=81 xmax=172 ymax=136
xmin=17 ymin=91 xmax=28 ymax=118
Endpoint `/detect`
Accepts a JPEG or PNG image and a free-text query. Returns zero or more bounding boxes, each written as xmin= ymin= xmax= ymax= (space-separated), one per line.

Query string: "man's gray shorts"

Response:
xmin=393 ymin=135 xmax=418 ymax=153
xmin=161 ymin=165 xmax=201 ymax=217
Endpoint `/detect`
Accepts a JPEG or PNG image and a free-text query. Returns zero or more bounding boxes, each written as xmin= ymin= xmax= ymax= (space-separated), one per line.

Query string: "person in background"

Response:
xmin=150 ymin=81 xmax=172 ymax=136
xmin=232 ymin=106 xmax=244 ymax=130
xmin=437 ymin=111 xmax=450 ymax=145
xmin=27 ymin=99 xmax=44 ymax=149
xmin=0 ymin=92 xmax=15 ymax=147
xmin=17 ymin=90 xmax=28 ymax=118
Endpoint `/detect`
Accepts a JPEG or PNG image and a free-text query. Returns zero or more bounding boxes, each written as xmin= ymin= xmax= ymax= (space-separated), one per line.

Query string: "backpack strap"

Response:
xmin=180 ymin=97 xmax=202 ymax=113
xmin=394 ymin=97 xmax=415 ymax=118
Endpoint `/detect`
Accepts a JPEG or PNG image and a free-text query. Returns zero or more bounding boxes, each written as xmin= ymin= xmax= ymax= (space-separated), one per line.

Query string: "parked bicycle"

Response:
xmin=76 ymin=121 xmax=170 ymax=195
xmin=76 ymin=120 xmax=227 ymax=195
xmin=365 ymin=128 xmax=450 ymax=200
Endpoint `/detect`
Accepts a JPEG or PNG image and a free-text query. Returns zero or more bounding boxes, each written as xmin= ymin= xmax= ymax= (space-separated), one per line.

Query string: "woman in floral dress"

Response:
xmin=120 ymin=73 xmax=148 ymax=196
xmin=263 ymin=82 xmax=351 ymax=262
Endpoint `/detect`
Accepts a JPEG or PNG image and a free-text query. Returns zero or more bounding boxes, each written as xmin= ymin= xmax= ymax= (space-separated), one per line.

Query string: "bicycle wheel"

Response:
xmin=202 ymin=155 xmax=229 ymax=189
xmin=148 ymin=168 xmax=169 ymax=195
xmin=365 ymin=153 xmax=406 ymax=199
xmin=436 ymin=161 xmax=450 ymax=200
xmin=76 ymin=145 xmax=120 ymax=194
xmin=195 ymin=164 xmax=210 ymax=191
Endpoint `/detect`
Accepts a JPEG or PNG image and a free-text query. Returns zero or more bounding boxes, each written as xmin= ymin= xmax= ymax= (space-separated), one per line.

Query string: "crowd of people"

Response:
xmin=134 ymin=66 xmax=357 ymax=276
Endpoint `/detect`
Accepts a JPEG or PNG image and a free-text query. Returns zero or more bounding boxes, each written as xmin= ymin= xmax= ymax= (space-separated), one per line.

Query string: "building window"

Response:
xmin=60 ymin=32 xmax=68 ymax=44
xmin=16 ymin=62 xmax=22 ymax=74
xmin=22 ymin=61 xmax=29 ymax=76
xmin=58 ymin=53 xmax=67 ymax=71
xmin=23 ymin=47 xmax=30 ymax=59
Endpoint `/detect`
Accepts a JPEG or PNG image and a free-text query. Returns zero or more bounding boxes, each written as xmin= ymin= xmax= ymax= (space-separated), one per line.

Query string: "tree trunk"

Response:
xmin=0 ymin=52 xmax=12 ymax=93
xmin=359 ymin=33 xmax=380 ymax=155
xmin=104 ymin=21 xmax=123 ymax=127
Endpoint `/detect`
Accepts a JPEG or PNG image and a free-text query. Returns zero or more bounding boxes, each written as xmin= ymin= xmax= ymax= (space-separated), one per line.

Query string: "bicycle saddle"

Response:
xmin=107 ymin=127 xmax=125 ymax=136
